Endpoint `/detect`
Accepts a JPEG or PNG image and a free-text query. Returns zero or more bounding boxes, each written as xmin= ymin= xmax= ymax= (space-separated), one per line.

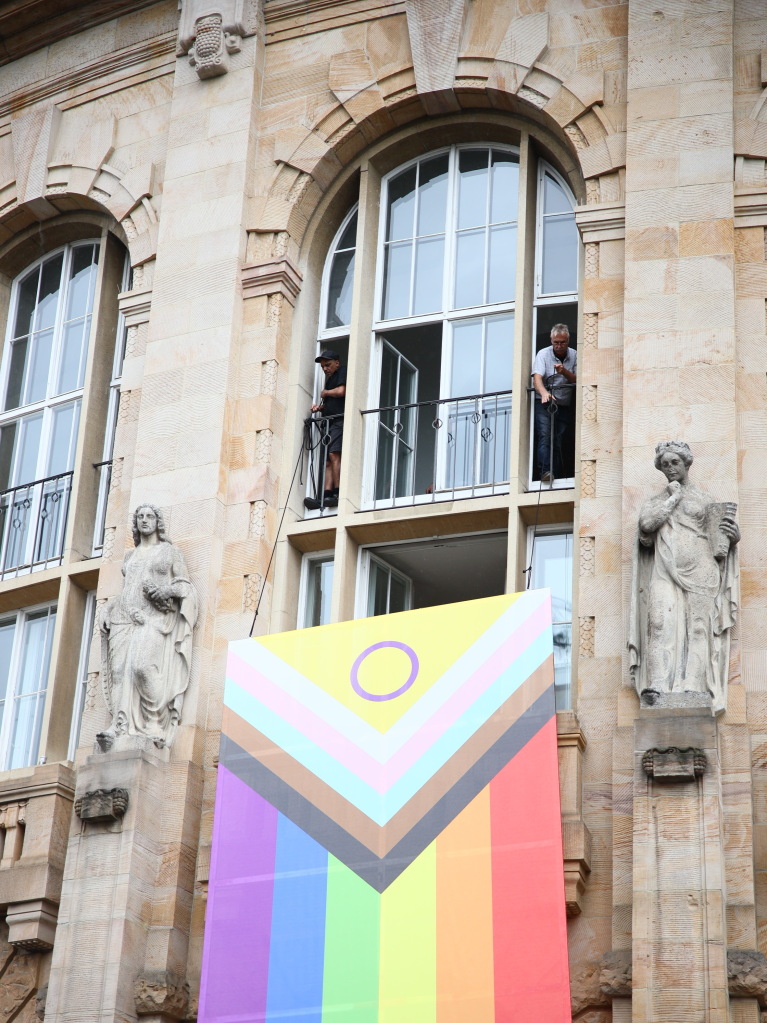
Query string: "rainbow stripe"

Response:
xmin=199 ymin=593 xmax=571 ymax=1022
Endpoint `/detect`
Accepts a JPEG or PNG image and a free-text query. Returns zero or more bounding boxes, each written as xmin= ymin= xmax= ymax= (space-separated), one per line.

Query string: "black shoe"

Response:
xmin=303 ymin=496 xmax=321 ymax=510
xmin=324 ymin=492 xmax=338 ymax=508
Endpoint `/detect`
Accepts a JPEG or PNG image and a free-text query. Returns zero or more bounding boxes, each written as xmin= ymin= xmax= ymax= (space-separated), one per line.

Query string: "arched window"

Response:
xmin=303 ymin=140 xmax=579 ymax=514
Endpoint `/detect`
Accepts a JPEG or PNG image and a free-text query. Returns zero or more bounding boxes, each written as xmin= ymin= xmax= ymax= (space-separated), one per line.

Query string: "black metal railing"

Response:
xmin=360 ymin=390 xmax=512 ymax=509
xmin=92 ymin=459 xmax=113 ymax=555
xmin=0 ymin=471 xmax=74 ymax=579
xmin=527 ymin=381 xmax=576 ymax=487
xmin=302 ymin=413 xmax=345 ymax=515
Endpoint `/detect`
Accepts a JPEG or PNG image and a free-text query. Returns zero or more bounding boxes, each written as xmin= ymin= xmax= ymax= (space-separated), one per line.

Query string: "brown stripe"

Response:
xmin=222 ymin=655 xmax=552 ymax=855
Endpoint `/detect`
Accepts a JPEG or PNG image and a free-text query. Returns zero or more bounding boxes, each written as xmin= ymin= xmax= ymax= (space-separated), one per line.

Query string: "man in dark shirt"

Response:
xmin=305 ymin=349 xmax=346 ymax=509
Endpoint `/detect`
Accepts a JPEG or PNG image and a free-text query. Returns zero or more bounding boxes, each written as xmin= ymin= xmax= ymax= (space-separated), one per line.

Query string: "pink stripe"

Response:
xmin=227 ymin=599 xmax=551 ymax=792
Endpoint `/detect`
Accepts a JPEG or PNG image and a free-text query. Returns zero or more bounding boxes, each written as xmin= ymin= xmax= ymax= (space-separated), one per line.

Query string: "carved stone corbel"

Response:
xmin=177 ymin=0 xmax=258 ymax=79
xmin=74 ymin=788 xmax=129 ymax=823
xmin=135 ymin=970 xmax=190 ymax=1020
xmin=642 ymin=746 xmax=707 ymax=781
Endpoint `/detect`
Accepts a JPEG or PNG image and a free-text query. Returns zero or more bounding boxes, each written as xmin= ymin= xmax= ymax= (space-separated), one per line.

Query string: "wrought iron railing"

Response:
xmin=0 ymin=471 xmax=74 ymax=579
xmin=302 ymin=413 xmax=345 ymax=515
xmin=92 ymin=459 xmax=113 ymax=555
xmin=360 ymin=390 xmax=512 ymax=509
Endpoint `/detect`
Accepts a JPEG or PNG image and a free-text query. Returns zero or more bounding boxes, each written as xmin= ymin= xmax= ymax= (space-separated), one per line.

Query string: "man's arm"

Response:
xmin=532 ymin=373 xmax=551 ymax=403
xmin=321 ymin=384 xmax=346 ymax=400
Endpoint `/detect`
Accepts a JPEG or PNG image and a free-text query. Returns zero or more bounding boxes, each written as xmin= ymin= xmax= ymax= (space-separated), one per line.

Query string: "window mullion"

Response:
xmin=0 ymin=612 xmax=24 ymax=769
xmin=47 ymin=246 xmax=70 ymax=403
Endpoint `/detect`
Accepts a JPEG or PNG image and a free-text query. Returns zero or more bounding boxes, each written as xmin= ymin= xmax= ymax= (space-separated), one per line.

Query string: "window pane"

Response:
xmin=66 ymin=245 xmax=98 ymax=321
xmin=0 ymin=423 xmax=16 ymax=491
xmin=36 ymin=254 xmax=63 ymax=331
xmin=531 ymin=532 xmax=572 ymax=623
xmin=368 ymin=561 xmax=390 ymax=617
xmin=417 ymin=155 xmax=449 ymax=236
xmin=542 ymin=215 xmax=578 ymax=294
xmin=326 ymin=251 xmax=355 ymax=329
xmin=487 ymin=224 xmax=516 ymax=304
xmin=7 ymin=608 xmax=55 ymax=770
xmin=389 ymin=573 xmax=408 ymax=613
xmin=387 ymin=166 xmax=417 ymax=241
xmin=413 ymin=236 xmax=444 ymax=315
xmin=454 ymin=230 xmax=485 ymax=308
xmin=544 ymin=174 xmax=572 ymax=215
xmin=553 ymin=623 xmax=572 ymax=710
xmin=47 ymin=401 xmax=80 ymax=476
xmin=379 ymin=344 xmax=398 ymax=409
xmin=27 ymin=329 xmax=54 ymax=404
xmin=304 ymin=558 xmax=333 ymax=628
xmin=457 ymin=150 xmax=489 ymax=229
xmin=15 ymin=414 xmax=43 ymax=484
xmin=451 ymin=319 xmax=482 ymax=397
xmin=337 ymin=211 xmax=357 ymax=251
xmin=383 ymin=241 xmax=412 ymax=319
xmin=0 ymin=619 xmax=14 ymax=703
xmin=484 ymin=314 xmax=514 ymax=393
xmin=490 ymin=152 xmax=519 ymax=224
xmin=13 ymin=268 xmax=39 ymax=339
xmin=4 ymin=337 xmax=28 ymax=411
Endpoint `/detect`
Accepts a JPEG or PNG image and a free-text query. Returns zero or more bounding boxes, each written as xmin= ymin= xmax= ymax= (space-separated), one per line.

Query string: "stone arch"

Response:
xmin=255 ymin=3 xmax=626 ymax=254
xmin=0 ymin=105 xmax=160 ymax=273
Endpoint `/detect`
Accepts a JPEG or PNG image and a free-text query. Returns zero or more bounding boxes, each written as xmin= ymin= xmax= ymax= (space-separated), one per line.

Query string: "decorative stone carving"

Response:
xmin=0 ymin=801 xmax=26 ymax=867
xmin=242 ymin=257 xmax=303 ymax=305
xmin=728 ymin=948 xmax=767 ymax=1005
xmin=35 ymin=983 xmax=47 ymax=1021
xmin=6 ymin=899 xmax=58 ymax=950
xmin=74 ymin=788 xmax=129 ymax=823
xmin=599 ymin=949 xmax=632 ymax=999
xmin=628 ymin=441 xmax=739 ymax=714
xmin=177 ymin=0 xmax=258 ymax=80
xmin=134 ymin=970 xmax=190 ymax=1019
xmin=97 ymin=505 xmax=198 ymax=752
xmin=642 ymin=747 xmax=707 ymax=781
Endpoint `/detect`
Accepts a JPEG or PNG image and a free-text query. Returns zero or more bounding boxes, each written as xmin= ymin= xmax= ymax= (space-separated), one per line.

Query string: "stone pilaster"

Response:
xmin=632 ymin=709 xmax=728 ymax=1022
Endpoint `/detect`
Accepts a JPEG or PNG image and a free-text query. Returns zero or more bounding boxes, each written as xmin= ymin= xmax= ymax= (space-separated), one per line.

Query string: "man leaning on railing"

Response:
xmin=532 ymin=324 xmax=577 ymax=484
xmin=304 ymin=349 xmax=346 ymax=510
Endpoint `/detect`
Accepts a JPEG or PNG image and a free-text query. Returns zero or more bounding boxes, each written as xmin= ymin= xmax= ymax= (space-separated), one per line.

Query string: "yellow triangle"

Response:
xmin=255 ymin=593 xmax=518 ymax=732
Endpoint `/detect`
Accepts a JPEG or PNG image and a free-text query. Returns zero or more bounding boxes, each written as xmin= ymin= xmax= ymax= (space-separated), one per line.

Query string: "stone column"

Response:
xmin=632 ymin=710 xmax=728 ymax=1022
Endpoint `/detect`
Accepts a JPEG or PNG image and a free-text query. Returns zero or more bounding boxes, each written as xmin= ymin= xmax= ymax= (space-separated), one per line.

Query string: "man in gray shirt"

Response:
xmin=532 ymin=324 xmax=577 ymax=483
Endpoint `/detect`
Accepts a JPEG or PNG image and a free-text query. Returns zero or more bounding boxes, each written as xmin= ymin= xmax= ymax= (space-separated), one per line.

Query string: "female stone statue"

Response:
xmin=97 ymin=505 xmax=198 ymax=750
xmin=628 ymin=441 xmax=739 ymax=713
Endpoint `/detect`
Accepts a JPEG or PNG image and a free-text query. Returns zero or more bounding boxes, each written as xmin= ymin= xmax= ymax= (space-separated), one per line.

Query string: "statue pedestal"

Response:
xmin=44 ymin=749 xmax=197 ymax=1023
xmin=632 ymin=707 xmax=728 ymax=1022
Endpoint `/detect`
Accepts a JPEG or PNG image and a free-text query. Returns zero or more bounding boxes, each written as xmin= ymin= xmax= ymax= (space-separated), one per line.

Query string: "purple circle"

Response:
xmin=350 ymin=641 xmax=420 ymax=702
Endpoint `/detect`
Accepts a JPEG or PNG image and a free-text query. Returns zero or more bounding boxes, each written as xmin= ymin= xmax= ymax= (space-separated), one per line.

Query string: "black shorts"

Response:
xmin=323 ymin=417 xmax=344 ymax=453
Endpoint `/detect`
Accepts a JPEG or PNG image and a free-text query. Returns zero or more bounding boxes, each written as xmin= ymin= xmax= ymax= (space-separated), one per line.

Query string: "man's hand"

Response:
xmin=311 ymin=402 xmax=323 ymax=413
xmin=540 ymin=390 xmax=552 ymax=404
xmin=554 ymin=362 xmax=564 ymax=374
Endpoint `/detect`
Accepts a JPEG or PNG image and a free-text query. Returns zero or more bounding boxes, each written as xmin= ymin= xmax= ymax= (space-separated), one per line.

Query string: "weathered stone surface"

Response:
xmin=74 ymin=788 xmax=129 ymax=823
xmin=134 ymin=970 xmax=190 ymax=1019
xmin=642 ymin=746 xmax=707 ymax=780
xmin=728 ymin=949 xmax=767 ymax=1006
xmin=599 ymin=949 xmax=632 ymax=998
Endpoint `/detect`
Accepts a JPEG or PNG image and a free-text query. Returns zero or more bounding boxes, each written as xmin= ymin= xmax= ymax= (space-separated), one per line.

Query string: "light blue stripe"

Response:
xmin=266 ymin=814 xmax=327 ymax=1022
xmin=225 ymin=627 xmax=551 ymax=825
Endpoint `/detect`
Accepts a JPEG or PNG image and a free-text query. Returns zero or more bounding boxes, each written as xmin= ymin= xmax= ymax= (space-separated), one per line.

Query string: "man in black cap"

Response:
xmin=304 ymin=349 xmax=346 ymax=509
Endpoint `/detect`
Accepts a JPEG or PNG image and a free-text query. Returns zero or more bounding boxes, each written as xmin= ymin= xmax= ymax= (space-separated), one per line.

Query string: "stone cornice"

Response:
xmin=735 ymin=187 xmax=767 ymax=228
xmin=242 ymin=256 xmax=303 ymax=305
xmin=119 ymin=285 xmax=153 ymax=326
xmin=574 ymin=200 xmax=625 ymax=243
xmin=0 ymin=763 xmax=75 ymax=803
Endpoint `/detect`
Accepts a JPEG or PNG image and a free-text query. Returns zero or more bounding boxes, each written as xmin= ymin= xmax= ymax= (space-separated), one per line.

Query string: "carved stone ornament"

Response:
xmin=642 ymin=747 xmax=707 ymax=781
xmin=74 ymin=788 xmax=129 ymax=823
xmin=177 ymin=0 xmax=258 ymax=79
xmin=135 ymin=970 xmax=190 ymax=1020
xmin=728 ymin=948 xmax=767 ymax=1005
xmin=96 ymin=505 xmax=198 ymax=753
xmin=628 ymin=441 xmax=739 ymax=715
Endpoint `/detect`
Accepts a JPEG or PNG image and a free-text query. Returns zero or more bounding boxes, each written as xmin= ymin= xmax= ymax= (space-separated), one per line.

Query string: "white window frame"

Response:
xmin=67 ymin=590 xmax=97 ymax=760
xmin=317 ymin=204 xmax=359 ymax=343
xmin=526 ymin=524 xmax=573 ymax=710
xmin=0 ymin=601 xmax=57 ymax=770
xmin=298 ymin=551 xmax=335 ymax=629
xmin=354 ymin=548 xmax=413 ymax=619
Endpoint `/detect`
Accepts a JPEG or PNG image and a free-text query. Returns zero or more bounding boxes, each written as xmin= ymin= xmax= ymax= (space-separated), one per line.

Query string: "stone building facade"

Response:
xmin=0 ymin=0 xmax=764 ymax=1020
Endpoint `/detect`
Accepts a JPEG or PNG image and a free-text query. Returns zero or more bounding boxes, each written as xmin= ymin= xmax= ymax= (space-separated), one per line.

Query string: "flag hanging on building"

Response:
xmin=199 ymin=590 xmax=570 ymax=1022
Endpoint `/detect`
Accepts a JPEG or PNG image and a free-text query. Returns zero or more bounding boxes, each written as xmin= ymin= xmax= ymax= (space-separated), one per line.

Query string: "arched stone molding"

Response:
xmin=254 ymin=5 xmax=626 ymax=260
xmin=1 ymin=105 xmax=160 ymax=273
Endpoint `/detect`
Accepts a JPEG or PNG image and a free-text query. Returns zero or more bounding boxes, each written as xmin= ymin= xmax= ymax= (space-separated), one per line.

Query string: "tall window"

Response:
xmin=529 ymin=529 xmax=573 ymax=709
xmin=300 ymin=554 xmax=334 ymax=628
xmin=0 ymin=603 xmax=56 ymax=769
xmin=0 ymin=242 xmax=100 ymax=573
xmin=308 ymin=143 xmax=579 ymax=514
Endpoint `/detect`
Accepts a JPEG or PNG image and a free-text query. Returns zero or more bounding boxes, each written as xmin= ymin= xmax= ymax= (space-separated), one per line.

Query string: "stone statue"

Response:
xmin=628 ymin=441 xmax=739 ymax=714
xmin=97 ymin=505 xmax=198 ymax=751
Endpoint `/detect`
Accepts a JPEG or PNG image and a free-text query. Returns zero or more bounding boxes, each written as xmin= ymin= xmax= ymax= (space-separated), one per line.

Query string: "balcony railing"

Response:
xmin=0 ymin=471 xmax=74 ymax=579
xmin=92 ymin=459 xmax=113 ymax=556
xmin=303 ymin=414 xmax=344 ymax=515
xmin=361 ymin=390 xmax=512 ymax=509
